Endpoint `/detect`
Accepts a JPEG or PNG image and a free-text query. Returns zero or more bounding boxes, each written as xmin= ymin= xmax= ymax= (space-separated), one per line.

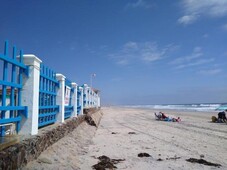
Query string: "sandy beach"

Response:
xmin=24 ymin=107 xmax=227 ymax=170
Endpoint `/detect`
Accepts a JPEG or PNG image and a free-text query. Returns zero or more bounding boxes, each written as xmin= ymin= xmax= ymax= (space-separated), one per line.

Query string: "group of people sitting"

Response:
xmin=211 ymin=110 xmax=227 ymax=123
xmin=155 ymin=112 xmax=181 ymax=122
xmin=155 ymin=110 xmax=227 ymax=123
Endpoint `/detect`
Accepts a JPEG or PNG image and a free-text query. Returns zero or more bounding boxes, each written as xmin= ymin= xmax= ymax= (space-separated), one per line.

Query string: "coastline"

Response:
xmin=24 ymin=107 xmax=227 ymax=169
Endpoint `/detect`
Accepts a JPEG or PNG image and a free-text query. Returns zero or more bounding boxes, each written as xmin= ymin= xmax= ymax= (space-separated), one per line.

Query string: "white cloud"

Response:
xmin=123 ymin=42 xmax=138 ymax=52
xmin=110 ymin=41 xmax=176 ymax=66
xmin=126 ymin=0 xmax=153 ymax=9
xmin=178 ymin=15 xmax=198 ymax=25
xmin=170 ymin=47 xmax=214 ymax=69
xmin=198 ymin=69 xmax=222 ymax=75
xmin=187 ymin=58 xmax=214 ymax=67
xmin=140 ymin=43 xmax=161 ymax=62
xmin=170 ymin=47 xmax=203 ymax=65
xmin=178 ymin=0 xmax=227 ymax=25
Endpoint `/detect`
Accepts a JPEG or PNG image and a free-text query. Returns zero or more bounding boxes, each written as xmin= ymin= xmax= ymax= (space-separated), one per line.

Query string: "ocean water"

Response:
xmin=124 ymin=103 xmax=227 ymax=112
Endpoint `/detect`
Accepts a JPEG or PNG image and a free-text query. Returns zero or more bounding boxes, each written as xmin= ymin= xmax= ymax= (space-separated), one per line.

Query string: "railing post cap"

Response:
xmin=21 ymin=54 xmax=42 ymax=65
xmin=56 ymin=73 xmax=66 ymax=81
xmin=71 ymin=82 xmax=77 ymax=87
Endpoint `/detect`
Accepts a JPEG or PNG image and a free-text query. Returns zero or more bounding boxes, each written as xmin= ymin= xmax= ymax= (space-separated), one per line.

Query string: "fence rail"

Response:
xmin=0 ymin=41 xmax=28 ymax=136
xmin=64 ymin=78 xmax=74 ymax=119
xmin=39 ymin=64 xmax=59 ymax=128
xmin=77 ymin=87 xmax=82 ymax=115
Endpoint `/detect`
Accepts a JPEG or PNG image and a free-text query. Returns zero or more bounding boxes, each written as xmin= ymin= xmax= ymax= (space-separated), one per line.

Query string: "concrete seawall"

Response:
xmin=0 ymin=108 xmax=102 ymax=170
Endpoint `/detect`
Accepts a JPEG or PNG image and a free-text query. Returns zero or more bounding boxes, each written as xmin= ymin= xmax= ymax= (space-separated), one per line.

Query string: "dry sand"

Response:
xmin=23 ymin=107 xmax=227 ymax=170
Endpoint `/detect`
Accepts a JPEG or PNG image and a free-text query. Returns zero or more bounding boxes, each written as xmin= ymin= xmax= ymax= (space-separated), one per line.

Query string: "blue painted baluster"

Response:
xmin=54 ymin=72 xmax=56 ymax=121
xmin=47 ymin=67 xmax=50 ymax=122
xmin=45 ymin=66 xmax=47 ymax=122
xmin=48 ymin=68 xmax=51 ymax=108
xmin=39 ymin=76 xmax=42 ymax=108
xmin=47 ymin=68 xmax=50 ymax=121
xmin=16 ymin=49 xmax=24 ymax=133
xmin=51 ymin=71 xmax=55 ymax=121
xmin=50 ymin=70 xmax=53 ymax=106
xmin=44 ymin=66 xmax=47 ymax=108
xmin=53 ymin=72 xmax=57 ymax=105
xmin=41 ymin=64 xmax=44 ymax=107
xmin=41 ymin=65 xmax=45 ymax=124
xmin=50 ymin=70 xmax=53 ymax=118
xmin=39 ymin=65 xmax=42 ymax=125
xmin=10 ymin=46 xmax=16 ymax=118
xmin=1 ymin=41 xmax=9 ymax=136
xmin=18 ymin=50 xmax=23 ymax=106
xmin=43 ymin=65 xmax=45 ymax=123
xmin=45 ymin=66 xmax=48 ymax=122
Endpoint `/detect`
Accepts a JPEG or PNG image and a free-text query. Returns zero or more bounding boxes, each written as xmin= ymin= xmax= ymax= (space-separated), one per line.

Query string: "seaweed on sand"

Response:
xmin=92 ymin=155 xmax=125 ymax=170
xmin=186 ymin=158 xmax=221 ymax=167
xmin=138 ymin=153 xmax=151 ymax=157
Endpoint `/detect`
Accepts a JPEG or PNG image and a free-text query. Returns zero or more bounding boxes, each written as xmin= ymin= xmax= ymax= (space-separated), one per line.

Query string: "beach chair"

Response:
xmin=154 ymin=113 xmax=162 ymax=120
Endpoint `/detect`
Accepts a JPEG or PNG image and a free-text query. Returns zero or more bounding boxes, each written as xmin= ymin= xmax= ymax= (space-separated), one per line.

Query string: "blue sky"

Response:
xmin=0 ymin=0 xmax=227 ymax=105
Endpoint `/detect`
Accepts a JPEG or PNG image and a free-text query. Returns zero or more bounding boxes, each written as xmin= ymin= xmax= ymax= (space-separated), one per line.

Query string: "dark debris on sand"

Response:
xmin=157 ymin=158 xmax=163 ymax=161
xmin=138 ymin=153 xmax=151 ymax=157
xmin=186 ymin=158 xmax=221 ymax=167
xmin=128 ymin=132 xmax=136 ymax=134
xmin=166 ymin=156 xmax=181 ymax=160
xmin=111 ymin=132 xmax=118 ymax=134
xmin=92 ymin=155 xmax=125 ymax=170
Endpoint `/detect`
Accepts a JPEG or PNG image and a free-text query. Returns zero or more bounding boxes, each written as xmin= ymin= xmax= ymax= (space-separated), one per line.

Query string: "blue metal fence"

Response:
xmin=64 ymin=79 xmax=73 ymax=119
xmin=0 ymin=41 xmax=28 ymax=136
xmin=83 ymin=92 xmax=86 ymax=107
xmin=77 ymin=87 xmax=82 ymax=115
xmin=83 ymin=88 xmax=89 ymax=107
xmin=39 ymin=64 xmax=59 ymax=127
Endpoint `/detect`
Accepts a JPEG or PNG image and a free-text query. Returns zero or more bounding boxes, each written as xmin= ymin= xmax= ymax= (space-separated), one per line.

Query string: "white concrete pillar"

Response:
xmin=71 ymin=82 xmax=77 ymax=117
xmin=56 ymin=74 xmax=65 ymax=123
xmin=79 ymin=87 xmax=84 ymax=115
xmin=20 ymin=54 xmax=42 ymax=135
xmin=91 ymin=89 xmax=93 ymax=107
xmin=95 ymin=93 xmax=98 ymax=108
xmin=98 ymin=94 xmax=101 ymax=107
xmin=93 ymin=93 xmax=96 ymax=107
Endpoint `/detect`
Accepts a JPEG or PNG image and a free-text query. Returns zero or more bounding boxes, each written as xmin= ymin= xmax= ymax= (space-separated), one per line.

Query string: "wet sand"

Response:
xmin=24 ymin=107 xmax=227 ymax=170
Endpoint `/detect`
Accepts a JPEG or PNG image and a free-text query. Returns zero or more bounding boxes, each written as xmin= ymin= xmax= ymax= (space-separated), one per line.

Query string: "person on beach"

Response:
xmin=217 ymin=110 xmax=227 ymax=123
xmin=155 ymin=112 xmax=181 ymax=122
xmin=155 ymin=112 xmax=168 ymax=119
xmin=212 ymin=110 xmax=227 ymax=123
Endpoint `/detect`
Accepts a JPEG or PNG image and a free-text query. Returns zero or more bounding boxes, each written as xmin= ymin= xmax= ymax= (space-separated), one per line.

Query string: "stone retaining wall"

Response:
xmin=0 ymin=108 xmax=102 ymax=170
xmin=84 ymin=108 xmax=103 ymax=127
